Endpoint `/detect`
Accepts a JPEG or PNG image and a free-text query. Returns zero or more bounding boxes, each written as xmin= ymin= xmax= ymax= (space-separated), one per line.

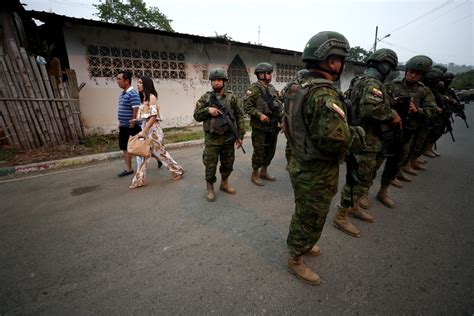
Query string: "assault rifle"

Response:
xmin=434 ymin=91 xmax=455 ymax=142
xmin=210 ymin=92 xmax=246 ymax=153
xmin=258 ymin=85 xmax=280 ymax=134
xmin=393 ymin=96 xmax=416 ymax=141
xmin=448 ymin=89 xmax=469 ymax=128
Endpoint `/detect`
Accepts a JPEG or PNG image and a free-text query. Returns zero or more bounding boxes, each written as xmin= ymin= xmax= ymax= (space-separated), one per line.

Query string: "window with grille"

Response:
xmin=227 ymin=55 xmax=250 ymax=100
xmin=276 ymin=63 xmax=303 ymax=83
xmin=87 ymin=45 xmax=186 ymax=80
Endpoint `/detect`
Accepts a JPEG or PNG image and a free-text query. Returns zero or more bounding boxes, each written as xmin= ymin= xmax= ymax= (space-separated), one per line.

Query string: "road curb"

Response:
xmin=0 ymin=138 xmax=206 ymax=177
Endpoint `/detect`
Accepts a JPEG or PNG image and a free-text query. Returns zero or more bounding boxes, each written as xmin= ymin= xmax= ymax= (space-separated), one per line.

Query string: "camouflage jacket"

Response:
xmin=348 ymin=68 xmax=396 ymax=152
xmin=193 ymin=90 xmax=245 ymax=144
xmin=386 ymin=79 xmax=436 ymax=130
xmin=243 ymin=81 xmax=283 ymax=131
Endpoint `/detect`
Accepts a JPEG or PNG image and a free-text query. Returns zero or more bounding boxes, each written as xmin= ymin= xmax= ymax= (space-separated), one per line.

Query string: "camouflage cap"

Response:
xmin=302 ymin=31 xmax=350 ymax=62
xmin=366 ymin=48 xmax=398 ymax=68
xmin=254 ymin=62 xmax=274 ymax=74
xmin=405 ymin=55 xmax=433 ymax=73
xmin=208 ymin=68 xmax=228 ymax=81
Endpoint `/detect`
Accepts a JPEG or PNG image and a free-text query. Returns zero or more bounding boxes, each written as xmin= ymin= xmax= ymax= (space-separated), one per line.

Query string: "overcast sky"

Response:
xmin=22 ymin=0 xmax=473 ymax=65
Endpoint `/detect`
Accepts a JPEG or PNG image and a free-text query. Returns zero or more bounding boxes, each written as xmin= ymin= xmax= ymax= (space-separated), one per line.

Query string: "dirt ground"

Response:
xmin=0 ymin=126 xmax=204 ymax=167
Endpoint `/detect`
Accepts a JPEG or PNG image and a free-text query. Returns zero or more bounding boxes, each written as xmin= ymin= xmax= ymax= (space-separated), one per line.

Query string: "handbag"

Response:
xmin=127 ymin=135 xmax=151 ymax=157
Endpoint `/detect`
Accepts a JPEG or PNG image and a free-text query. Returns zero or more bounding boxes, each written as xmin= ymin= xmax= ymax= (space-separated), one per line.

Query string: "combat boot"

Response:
xmin=259 ymin=166 xmax=276 ymax=181
xmin=423 ymin=143 xmax=437 ymax=158
xmin=411 ymin=159 xmax=426 ymax=171
xmin=251 ymin=169 xmax=264 ymax=186
xmin=417 ymin=156 xmax=427 ymax=164
xmin=305 ymin=245 xmax=321 ymax=257
xmin=391 ymin=178 xmax=403 ymax=188
xmin=206 ymin=182 xmax=215 ymax=202
xmin=397 ymin=171 xmax=412 ymax=182
xmin=402 ymin=162 xmax=418 ymax=176
xmin=288 ymin=255 xmax=321 ymax=285
xmin=333 ymin=206 xmax=361 ymax=237
xmin=377 ymin=184 xmax=395 ymax=208
xmin=348 ymin=200 xmax=374 ymax=223
xmin=220 ymin=176 xmax=236 ymax=194
xmin=359 ymin=193 xmax=370 ymax=209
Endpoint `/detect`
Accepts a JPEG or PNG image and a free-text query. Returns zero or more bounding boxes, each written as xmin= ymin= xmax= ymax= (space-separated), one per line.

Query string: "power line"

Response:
xmin=386 ymin=0 xmax=453 ymax=35
xmin=429 ymin=0 xmax=470 ymax=22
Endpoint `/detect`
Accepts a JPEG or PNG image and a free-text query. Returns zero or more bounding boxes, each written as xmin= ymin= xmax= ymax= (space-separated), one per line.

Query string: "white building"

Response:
xmin=29 ymin=11 xmax=364 ymax=135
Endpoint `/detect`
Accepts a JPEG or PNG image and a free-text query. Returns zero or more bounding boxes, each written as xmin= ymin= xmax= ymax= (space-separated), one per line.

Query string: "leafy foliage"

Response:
xmin=347 ymin=46 xmax=371 ymax=63
xmin=214 ymin=32 xmax=233 ymax=41
xmin=451 ymin=70 xmax=474 ymax=90
xmin=94 ymin=0 xmax=174 ymax=32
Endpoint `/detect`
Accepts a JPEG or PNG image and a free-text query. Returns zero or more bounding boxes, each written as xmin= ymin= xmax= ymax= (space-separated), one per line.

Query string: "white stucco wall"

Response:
xmin=62 ymin=22 xmax=363 ymax=135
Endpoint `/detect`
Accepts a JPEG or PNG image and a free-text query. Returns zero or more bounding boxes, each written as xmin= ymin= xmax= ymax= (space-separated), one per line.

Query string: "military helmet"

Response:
xmin=254 ymin=62 xmax=274 ymax=74
xmin=302 ymin=31 xmax=350 ymax=62
xmin=432 ymin=64 xmax=448 ymax=73
xmin=424 ymin=67 xmax=444 ymax=80
xmin=443 ymin=71 xmax=455 ymax=79
xmin=405 ymin=55 xmax=433 ymax=73
xmin=366 ymin=48 xmax=398 ymax=68
xmin=208 ymin=68 xmax=228 ymax=81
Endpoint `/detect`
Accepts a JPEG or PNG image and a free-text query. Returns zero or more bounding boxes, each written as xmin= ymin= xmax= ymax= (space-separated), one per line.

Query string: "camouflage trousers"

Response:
xmin=251 ymin=129 xmax=279 ymax=170
xmin=374 ymin=152 xmax=400 ymax=186
xmin=287 ymin=158 xmax=340 ymax=257
xmin=203 ymin=138 xmax=235 ymax=184
xmin=411 ymin=127 xmax=430 ymax=159
xmin=340 ymin=151 xmax=381 ymax=208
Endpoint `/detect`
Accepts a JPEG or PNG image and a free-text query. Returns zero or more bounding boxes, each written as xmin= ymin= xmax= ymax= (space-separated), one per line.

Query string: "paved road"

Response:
xmin=1 ymin=105 xmax=473 ymax=314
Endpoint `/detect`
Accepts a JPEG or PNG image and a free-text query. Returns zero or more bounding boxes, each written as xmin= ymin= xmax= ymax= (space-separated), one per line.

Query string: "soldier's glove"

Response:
xmin=348 ymin=126 xmax=366 ymax=154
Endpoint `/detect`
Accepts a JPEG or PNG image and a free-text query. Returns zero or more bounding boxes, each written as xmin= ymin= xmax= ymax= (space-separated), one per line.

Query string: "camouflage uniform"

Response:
xmin=340 ymin=68 xmax=396 ymax=208
xmin=193 ymin=90 xmax=245 ymax=184
xmin=385 ymin=79 xmax=436 ymax=168
xmin=285 ymin=73 xmax=351 ymax=257
xmin=244 ymin=74 xmax=283 ymax=173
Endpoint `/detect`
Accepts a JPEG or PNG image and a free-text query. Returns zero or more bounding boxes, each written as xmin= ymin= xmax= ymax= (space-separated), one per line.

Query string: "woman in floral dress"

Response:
xmin=129 ymin=76 xmax=184 ymax=188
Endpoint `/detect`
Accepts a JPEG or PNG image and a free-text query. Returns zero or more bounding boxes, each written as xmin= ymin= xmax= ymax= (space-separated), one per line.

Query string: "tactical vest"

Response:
xmin=283 ymin=78 xmax=343 ymax=162
xmin=203 ymin=91 xmax=234 ymax=134
xmin=345 ymin=75 xmax=368 ymax=126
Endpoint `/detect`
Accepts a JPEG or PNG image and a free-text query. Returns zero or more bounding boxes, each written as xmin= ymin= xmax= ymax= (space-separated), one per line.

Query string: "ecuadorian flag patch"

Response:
xmin=330 ymin=103 xmax=346 ymax=120
xmin=372 ymin=88 xmax=383 ymax=97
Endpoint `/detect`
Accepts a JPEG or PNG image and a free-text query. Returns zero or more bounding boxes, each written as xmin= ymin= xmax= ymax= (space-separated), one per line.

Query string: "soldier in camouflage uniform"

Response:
xmin=333 ymin=48 xmax=401 ymax=237
xmin=422 ymin=67 xmax=448 ymax=158
xmin=193 ymin=68 xmax=246 ymax=202
xmin=244 ymin=63 xmax=283 ymax=186
xmin=379 ymin=55 xmax=436 ymax=207
xmin=284 ymin=31 xmax=361 ymax=285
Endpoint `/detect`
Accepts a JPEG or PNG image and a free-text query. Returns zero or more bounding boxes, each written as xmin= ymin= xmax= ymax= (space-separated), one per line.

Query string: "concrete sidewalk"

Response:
xmin=0 ymin=138 xmax=205 ymax=177
xmin=0 ymin=131 xmax=252 ymax=177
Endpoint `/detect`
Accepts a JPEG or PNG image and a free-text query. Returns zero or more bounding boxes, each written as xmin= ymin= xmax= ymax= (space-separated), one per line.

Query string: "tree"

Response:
xmin=451 ymin=70 xmax=474 ymax=90
xmin=214 ymin=32 xmax=233 ymax=41
xmin=347 ymin=46 xmax=371 ymax=63
xmin=94 ymin=0 xmax=174 ymax=32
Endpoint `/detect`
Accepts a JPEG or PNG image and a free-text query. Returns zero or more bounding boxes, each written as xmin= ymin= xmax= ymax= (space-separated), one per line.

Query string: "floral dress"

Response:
xmin=130 ymin=102 xmax=184 ymax=189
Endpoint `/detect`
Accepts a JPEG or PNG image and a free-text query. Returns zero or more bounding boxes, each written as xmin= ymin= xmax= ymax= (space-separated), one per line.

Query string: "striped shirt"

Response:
xmin=118 ymin=86 xmax=141 ymax=127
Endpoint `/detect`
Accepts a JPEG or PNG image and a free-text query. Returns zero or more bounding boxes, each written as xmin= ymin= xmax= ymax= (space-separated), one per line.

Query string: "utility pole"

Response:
xmin=373 ymin=25 xmax=391 ymax=52
xmin=373 ymin=25 xmax=378 ymax=52
xmin=258 ymin=26 xmax=261 ymax=45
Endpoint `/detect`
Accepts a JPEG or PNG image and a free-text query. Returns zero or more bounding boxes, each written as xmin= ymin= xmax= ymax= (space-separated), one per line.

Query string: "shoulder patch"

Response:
xmin=372 ymin=88 xmax=383 ymax=98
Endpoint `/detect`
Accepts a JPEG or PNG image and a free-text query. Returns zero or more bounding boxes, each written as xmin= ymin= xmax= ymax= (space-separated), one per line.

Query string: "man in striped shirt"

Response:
xmin=116 ymin=70 xmax=141 ymax=177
